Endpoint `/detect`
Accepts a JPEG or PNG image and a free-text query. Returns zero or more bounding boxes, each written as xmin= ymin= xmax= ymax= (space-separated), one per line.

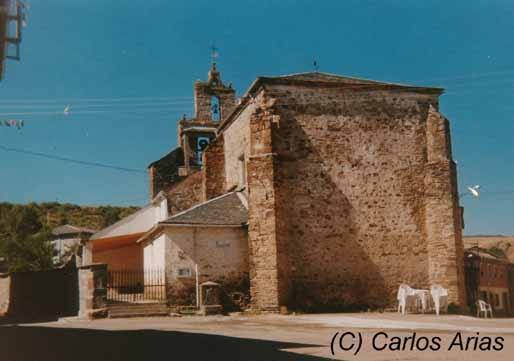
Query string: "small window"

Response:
xmin=238 ymin=153 xmax=246 ymax=187
xmin=216 ymin=240 xmax=230 ymax=248
xmin=211 ymin=96 xmax=221 ymax=121
xmin=176 ymin=268 xmax=192 ymax=278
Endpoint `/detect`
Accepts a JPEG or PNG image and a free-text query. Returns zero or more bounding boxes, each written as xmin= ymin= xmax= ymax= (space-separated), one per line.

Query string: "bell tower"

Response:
xmin=177 ymin=48 xmax=236 ymax=176
xmin=193 ymin=53 xmax=236 ymax=121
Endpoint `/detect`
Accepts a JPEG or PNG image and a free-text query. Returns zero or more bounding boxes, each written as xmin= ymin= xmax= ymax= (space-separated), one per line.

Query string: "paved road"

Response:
xmin=1 ymin=313 xmax=513 ymax=360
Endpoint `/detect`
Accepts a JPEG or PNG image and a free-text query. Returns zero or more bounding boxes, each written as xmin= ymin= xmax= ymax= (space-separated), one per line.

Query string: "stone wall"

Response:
xmin=424 ymin=106 xmax=466 ymax=307
xmin=166 ymin=169 xmax=204 ymax=215
xmin=202 ymin=135 xmax=226 ymax=201
xmin=223 ymin=103 xmax=254 ymax=190
xmin=235 ymin=84 xmax=465 ymax=310
xmin=78 ymin=263 xmax=107 ymax=319
xmin=0 ymin=273 xmax=9 ymax=315
xmin=194 ymin=82 xmax=236 ymax=121
xmin=163 ymin=226 xmax=249 ymax=309
xmin=149 ymin=147 xmax=185 ymax=199
xmin=246 ymin=102 xmax=291 ymax=311
xmin=6 ymin=266 xmax=79 ymax=320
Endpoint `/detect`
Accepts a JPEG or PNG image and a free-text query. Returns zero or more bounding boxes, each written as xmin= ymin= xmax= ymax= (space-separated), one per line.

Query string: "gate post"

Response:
xmin=78 ymin=263 xmax=107 ymax=319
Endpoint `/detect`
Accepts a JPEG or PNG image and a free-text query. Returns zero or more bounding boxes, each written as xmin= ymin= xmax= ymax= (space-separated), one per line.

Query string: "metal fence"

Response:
xmin=107 ymin=269 xmax=166 ymax=303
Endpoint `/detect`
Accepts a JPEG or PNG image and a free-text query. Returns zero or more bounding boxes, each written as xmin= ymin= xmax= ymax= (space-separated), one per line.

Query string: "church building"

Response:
xmin=137 ymin=60 xmax=467 ymax=312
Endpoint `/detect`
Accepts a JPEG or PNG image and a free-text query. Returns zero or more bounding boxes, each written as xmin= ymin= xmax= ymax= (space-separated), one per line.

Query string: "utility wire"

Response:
xmin=0 ymin=100 xmax=193 ymax=110
xmin=0 ymin=107 xmax=191 ymax=117
xmin=0 ymin=144 xmax=147 ymax=175
xmin=0 ymin=96 xmax=193 ymax=104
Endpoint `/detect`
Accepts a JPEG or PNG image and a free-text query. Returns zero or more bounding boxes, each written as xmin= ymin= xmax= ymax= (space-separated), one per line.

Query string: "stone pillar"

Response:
xmin=424 ymin=106 xmax=466 ymax=308
xmin=82 ymin=241 xmax=93 ymax=266
xmin=202 ymin=134 xmax=226 ymax=201
xmin=247 ymin=108 xmax=290 ymax=311
xmin=0 ymin=273 xmax=10 ymax=316
xmin=78 ymin=263 xmax=108 ymax=319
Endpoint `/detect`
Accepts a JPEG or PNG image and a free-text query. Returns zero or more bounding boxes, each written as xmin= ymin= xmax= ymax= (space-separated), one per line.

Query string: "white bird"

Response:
xmin=63 ymin=105 xmax=71 ymax=115
xmin=467 ymin=185 xmax=480 ymax=197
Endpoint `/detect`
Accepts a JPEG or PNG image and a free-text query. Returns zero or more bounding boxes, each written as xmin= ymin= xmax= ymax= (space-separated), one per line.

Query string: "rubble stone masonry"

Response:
xmin=202 ymin=135 xmax=226 ymax=201
xmin=238 ymin=83 xmax=465 ymax=310
xmin=166 ymin=170 xmax=204 ymax=215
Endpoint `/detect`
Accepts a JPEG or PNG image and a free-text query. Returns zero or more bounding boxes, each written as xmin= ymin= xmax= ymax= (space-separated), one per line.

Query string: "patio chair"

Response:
xmin=430 ymin=285 xmax=448 ymax=316
xmin=476 ymin=300 xmax=493 ymax=318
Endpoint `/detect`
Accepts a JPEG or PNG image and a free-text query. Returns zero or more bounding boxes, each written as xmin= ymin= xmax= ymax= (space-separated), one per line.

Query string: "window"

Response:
xmin=176 ymin=268 xmax=192 ymax=278
xmin=238 ymin=153 xmax=246 ymax=187
xmin=211 ymin=96 xmax=220 ymax=121
xmin=216 ymin=240 xmax=230 ymax=248
xmin=196 ymin=136 xmax=210 ymax=165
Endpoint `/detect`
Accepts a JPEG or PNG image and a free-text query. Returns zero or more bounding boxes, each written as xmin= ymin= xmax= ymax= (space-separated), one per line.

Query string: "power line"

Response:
xmin=0 ymin=100 xmax=193 ymax=110
xmin=0 ymin=144 xmax=147 ymax=175
xmin=0 ymin=95 xmax=193 ymax=104
xmin=0 ymin=107 xmax=192 ymax=117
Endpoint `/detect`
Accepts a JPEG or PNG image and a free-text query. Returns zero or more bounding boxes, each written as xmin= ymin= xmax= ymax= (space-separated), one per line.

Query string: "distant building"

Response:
xmin=463 ymin=235 xmax=514 ymax=262
xmin=84 ymin=192 xmax=168 ymax=271
xmin=464 ymin=246 xmax=514 ymax=316
xmin=51 ymin=225 xmax=96 ymax=265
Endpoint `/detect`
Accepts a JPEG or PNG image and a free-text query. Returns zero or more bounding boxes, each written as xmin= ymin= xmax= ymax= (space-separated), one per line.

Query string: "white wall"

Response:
xmin=144 ymin=233 xmax=166 ymax=271
xmin=164 ymin=226 xmax=248 ymax=282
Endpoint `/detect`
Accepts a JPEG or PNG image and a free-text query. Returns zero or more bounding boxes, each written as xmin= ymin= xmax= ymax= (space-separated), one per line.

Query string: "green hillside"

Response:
xmin=0 ymin=202 xmax=140 ymax=234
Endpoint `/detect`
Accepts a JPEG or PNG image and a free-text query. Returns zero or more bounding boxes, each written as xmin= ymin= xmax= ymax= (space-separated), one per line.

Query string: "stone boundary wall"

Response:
xmin=78 ymin=263 xmax=107 ymax=319
xmin=6 ymin=266 xmax=79 ymax=320
xmin=0 ymin=273 xmax=9 ymax=315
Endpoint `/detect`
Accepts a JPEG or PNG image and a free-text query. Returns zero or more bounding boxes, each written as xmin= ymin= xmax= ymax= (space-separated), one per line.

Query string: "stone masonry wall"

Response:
xmin=202 ymin=135 xmax=226 ymax=201
xmin=243 ymin=84 xmax=464 ymax=310
xmin=424 ymin=106 xmax=466 ymax=307
xmin=149 ymin=147 xmax=184 ymax=199
xmin=0 ymin=273 xmax=9 ymax=315
xmin=246 ymin=99 xmax=291 ymax=311
xmin=194 ymin=82 xmax=236 ymax=121
xmin=166 ymin=170 xmax=204 ymax=215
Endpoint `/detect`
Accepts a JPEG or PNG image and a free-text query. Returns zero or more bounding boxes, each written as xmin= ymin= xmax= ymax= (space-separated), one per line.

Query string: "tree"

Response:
xmin=2 ymin=229 xmax=56 ymax=272
xmin=0 ymin=206 xmax=55 ymax=272
xmin=100 ymin=206 xmax=122 ymax=228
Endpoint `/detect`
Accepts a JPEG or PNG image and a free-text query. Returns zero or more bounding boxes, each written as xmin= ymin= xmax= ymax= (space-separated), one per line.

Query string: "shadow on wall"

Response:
xmin=0 ymin=326 xmax=333 ymax=361
xmin=3 ymin=264 xmax=79 ymax=323
xmin=276 ymin=112 xmax=396 ymax=311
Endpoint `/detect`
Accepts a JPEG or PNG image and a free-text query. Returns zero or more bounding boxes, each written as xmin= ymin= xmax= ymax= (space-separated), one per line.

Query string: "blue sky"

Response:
xmin=0 ymin=0 xmax=513 ymax=235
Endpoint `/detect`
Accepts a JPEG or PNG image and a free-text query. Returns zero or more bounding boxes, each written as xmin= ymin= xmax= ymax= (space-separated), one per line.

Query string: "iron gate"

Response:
xmin=107 ymin=269 xmax=166 ymax=303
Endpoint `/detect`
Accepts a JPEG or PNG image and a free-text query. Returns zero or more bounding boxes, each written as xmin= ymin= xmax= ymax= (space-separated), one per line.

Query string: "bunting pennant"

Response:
xmin=1 ymin=119 xmax=25 ymax=129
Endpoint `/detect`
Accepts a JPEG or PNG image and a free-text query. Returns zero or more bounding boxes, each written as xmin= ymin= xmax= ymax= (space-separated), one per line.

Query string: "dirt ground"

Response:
xmin=1 ymin=312 xmax=513 ymax=361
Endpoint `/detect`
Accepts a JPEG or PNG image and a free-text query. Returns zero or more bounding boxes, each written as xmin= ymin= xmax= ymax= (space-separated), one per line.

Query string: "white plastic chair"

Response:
xmin=476 ymin=300 xmax=493 ymax=318
xmin=430 ymin=285 xmax=448 ymax=316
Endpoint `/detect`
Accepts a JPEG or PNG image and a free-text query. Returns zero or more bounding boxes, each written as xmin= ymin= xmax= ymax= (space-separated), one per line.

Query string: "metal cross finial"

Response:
xmin=313 ymin=59 xmax=319 ymax=72
xmin=210 ymin=43 xmax=219 ymax=66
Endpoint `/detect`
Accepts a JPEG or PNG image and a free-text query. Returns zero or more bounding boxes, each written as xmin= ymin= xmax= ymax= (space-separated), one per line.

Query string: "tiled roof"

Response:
xmin=161 ymin=191 xmax=248 ymax=226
